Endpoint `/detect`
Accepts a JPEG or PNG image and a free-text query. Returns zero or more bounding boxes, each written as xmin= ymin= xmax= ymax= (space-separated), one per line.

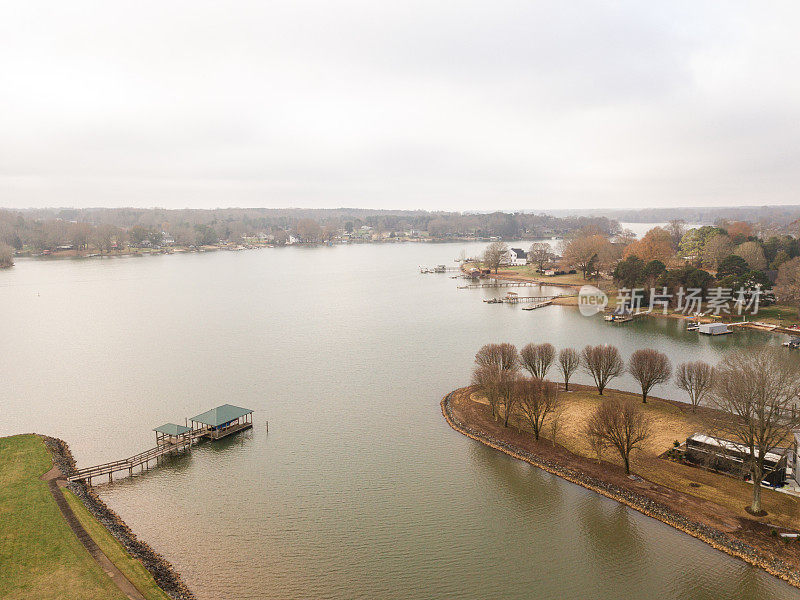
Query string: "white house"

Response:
xmin=505 ymin=248 xmax=528 ymax=266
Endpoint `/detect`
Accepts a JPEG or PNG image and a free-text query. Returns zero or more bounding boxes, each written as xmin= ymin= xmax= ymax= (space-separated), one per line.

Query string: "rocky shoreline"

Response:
xmin=41 ymin=435 xmax=197 ymax=600
xmin=440 ymin=391 xmax=800 ymax=589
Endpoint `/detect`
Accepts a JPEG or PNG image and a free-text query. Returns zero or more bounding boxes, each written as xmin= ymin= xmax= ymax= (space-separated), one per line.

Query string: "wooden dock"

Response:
xmin=503 ymin=294 xmax=566 ymax=304
xmin=67 ymin=404 xmax=255 ymax=484
xmin=67 ymin=435 xmax=199 ymax=484
xmin=604 ymin=311 xmax=648 ymax=323
xmin=521 ymin=300 xmax=554 ymax=310
xmin=459 ymin=280 xmax=541 ymax=289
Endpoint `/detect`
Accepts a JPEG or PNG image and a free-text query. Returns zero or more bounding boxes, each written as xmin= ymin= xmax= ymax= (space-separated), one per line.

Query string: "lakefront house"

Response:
xmin=505 ymin=248 xmax=528 ymax=266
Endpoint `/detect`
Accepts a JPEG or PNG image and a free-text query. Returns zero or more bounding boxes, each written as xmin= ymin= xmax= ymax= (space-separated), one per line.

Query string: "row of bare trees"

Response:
xmin=471 ymin=343 xmax=800 ymax=513
xmin=471 ymin=343 xmax=652 ymax=475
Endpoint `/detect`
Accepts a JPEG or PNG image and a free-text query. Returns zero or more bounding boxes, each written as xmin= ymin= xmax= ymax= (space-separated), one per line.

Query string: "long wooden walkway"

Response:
xmin=521 ymin=300 xmax=554 ymax=310
xmin=67 ymin=422 xmax=253 ymax=484
xmin=503 ymin=294 xmax=571 ymax=304
xmin=458 ymin=281 xmax=541 ymax=289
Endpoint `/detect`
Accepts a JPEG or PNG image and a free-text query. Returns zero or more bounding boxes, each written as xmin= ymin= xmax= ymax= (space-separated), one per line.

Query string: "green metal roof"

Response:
xmin=153 ymin=423 xmax=192 ymax=436
xmin=190 ymin=404 xmax=252 ymax=427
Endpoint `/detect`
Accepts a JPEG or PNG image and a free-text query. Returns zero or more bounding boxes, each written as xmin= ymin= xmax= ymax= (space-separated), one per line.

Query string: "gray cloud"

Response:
xmin=1 ymin=1 xmax=799 ymax=209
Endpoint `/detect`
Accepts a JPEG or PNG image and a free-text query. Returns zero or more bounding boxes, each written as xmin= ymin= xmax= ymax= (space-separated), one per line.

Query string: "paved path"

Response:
xmin=41 ymin=465 xmax=148 ymax=600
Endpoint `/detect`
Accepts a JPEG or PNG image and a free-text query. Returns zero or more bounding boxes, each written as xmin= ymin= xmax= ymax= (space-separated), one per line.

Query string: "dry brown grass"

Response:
xmin=473 ymin=385 xmax=800 ymax=530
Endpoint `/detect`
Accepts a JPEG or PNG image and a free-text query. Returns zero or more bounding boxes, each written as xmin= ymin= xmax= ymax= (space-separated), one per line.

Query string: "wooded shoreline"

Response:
xmin=441 ymin=387 xmax=800 ymax=589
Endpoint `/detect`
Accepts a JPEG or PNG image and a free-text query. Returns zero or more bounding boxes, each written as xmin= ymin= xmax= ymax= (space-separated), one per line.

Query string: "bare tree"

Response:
xmin=515 ymin=377 xmax=560 ymax=440
xmin=296 ymin=218 xmax=322 ymax=243
xmin=527 ymin=242 xmax=551 ymax=272
xmin=498 ymin=369 xmax=520 ymax=428
xmin=520 ymin=342 xmax=556 ymax=379
xmin=561 ymin=234 xmax=614 ymax=279
xmin=558 ymin=347 xmax=580 ymax=391
xmin=581 ymin=345 xmax=624 ymax=395
xmin=774 ymin=257 xmax=800 ymax=314
xmin=549 ymin=404 xmax=565 ymax=447
xmin=628 ymin=349 xmax=672 ymax=403
xmin=667 ymin=219 xmax=686 ymax=251
xmin=91 ymin=223 xmax=117 ymax=255
xmin=475 ymin=343 xmax=519 ymax=372
xmin=585 ymin=397 xmax=652 ymax=474
xmin=707 ymin=348 xmax=800 ymax=515
xmin=675 ymin=361 xmax=714 ymax=412
xmin=483 ymin=241 xmax=508 ymax=274
xmin=0 ymin=243 xmax=13 ymax=268
xmin=472 ymin=365 xmax=501 ymax=421
xmin=701 ymin=234 xmax=733 ymax=269
xmin=734 ymin=241 xmax=767 ymax=271
xmin=473 ymin=343 xmax=519 ymax=423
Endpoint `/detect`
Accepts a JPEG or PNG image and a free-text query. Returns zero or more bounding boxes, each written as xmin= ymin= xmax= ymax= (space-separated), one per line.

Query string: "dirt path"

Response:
xmin=40 ymin=465 xmax=147 ymax=600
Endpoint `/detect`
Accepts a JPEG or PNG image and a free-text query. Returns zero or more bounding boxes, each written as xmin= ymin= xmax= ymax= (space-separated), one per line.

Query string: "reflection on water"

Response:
xmin=1 ymin=242 xmax=797 ymax=600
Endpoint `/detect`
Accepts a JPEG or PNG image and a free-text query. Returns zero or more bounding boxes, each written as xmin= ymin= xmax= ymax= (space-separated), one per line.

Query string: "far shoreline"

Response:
xmin=441 ymin=386 xmax=800 ymax=590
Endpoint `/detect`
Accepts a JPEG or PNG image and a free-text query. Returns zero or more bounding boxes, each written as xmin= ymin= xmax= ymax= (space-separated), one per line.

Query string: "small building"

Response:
xmin=685 ymin=433 xmax=788 ymax=486
xmin=698 ymin=322 xmax=730 ymax=335
xmin=153 ymin=423 xmax=192 ymax=447
xmin=190 ymin=404 xmax=253 ymax=440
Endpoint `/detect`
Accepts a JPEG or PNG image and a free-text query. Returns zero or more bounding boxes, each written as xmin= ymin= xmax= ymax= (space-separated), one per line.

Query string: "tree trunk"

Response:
xmin=641 ymin=389 xmax=648 ymax=403
xmin=623 ymin=454 xmax=630 ymax=474
xmin=751 ymin=467 xmax=763 ymax=514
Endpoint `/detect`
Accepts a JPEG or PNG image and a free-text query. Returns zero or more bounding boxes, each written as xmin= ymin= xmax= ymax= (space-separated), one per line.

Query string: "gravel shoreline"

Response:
xmin=440 ymin=391 xmax=800 ymax=589
xmin=41 ymin=435 xmax=197 ymax=600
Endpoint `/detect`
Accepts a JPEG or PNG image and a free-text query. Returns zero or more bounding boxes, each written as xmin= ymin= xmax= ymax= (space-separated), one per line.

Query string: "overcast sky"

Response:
xmin=1 ymin=1 xmax=799 ymax=211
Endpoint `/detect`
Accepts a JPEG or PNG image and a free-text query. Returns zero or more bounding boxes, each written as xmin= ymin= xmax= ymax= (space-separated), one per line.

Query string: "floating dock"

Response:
xmin=67 ymin=404 xmax=254 ymax=484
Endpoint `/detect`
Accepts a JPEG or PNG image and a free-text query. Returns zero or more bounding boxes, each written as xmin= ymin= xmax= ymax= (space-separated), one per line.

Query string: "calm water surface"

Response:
xmin=2 ymin=243 xmax=797 ymax=600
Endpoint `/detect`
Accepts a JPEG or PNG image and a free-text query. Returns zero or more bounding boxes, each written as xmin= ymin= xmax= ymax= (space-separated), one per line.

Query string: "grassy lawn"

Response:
xmin=476 ymin=387 xmax=800 ymax=530
xmin=63 ymin=491 xmax=171 ymax=600
xmin=753 ymin=304 xmax=800 ymax=326
xmin=0 ymin=434 xmax=169 ymax=600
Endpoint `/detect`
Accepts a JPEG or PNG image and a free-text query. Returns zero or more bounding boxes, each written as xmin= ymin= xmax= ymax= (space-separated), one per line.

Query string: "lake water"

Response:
xmin=2 ymin=242 xmax=797 ymax=600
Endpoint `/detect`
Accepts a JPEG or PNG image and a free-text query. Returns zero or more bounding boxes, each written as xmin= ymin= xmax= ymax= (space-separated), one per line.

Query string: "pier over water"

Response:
xmin=67 ymin=404 xmax=254 ymax=484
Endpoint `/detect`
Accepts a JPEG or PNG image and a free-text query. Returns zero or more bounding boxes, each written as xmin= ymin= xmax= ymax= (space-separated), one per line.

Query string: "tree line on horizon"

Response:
xmin=0 ymin=207 xmax=620 ymax=268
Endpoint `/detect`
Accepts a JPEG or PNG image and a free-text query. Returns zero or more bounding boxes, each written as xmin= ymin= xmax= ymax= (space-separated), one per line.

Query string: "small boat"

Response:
xmin=484 ymin=298 xmax=503 ymax=304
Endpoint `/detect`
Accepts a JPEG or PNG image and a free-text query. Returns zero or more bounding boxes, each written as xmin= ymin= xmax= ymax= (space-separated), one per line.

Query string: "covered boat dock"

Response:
xmin=190 ymin=404 xmax=254 ymax=440
xmin=67 ymin=404 xmax=255 ymax=483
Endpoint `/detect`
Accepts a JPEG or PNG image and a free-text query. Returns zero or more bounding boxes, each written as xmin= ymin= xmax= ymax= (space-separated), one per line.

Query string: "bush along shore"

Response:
xmin=440 ymin=389 xmax=800 ymax=589
xmin=41 ymin=436 xmax=197 ymax=600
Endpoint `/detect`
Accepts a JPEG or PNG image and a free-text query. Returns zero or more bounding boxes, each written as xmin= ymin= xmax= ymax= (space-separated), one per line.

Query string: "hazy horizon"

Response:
xmin=2 ymin=2 xmax=799 ymax=211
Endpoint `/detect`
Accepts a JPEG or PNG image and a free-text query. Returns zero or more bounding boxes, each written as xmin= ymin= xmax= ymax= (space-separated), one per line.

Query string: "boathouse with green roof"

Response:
xmin=190 ymin=404 xmax=253 ymax=439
